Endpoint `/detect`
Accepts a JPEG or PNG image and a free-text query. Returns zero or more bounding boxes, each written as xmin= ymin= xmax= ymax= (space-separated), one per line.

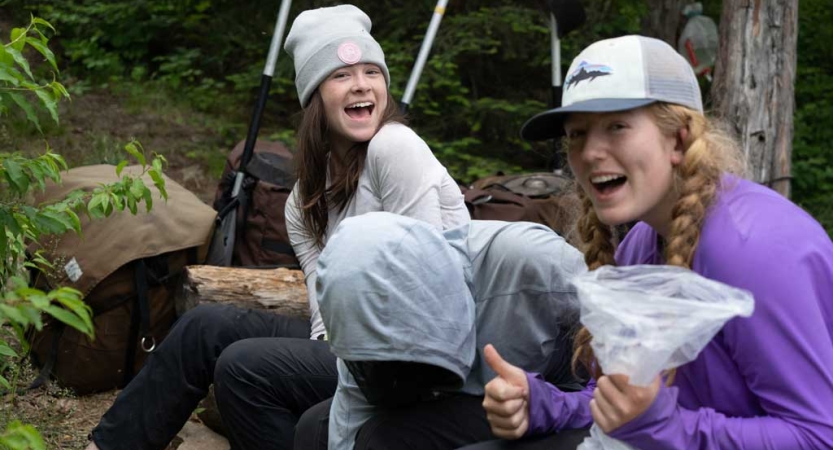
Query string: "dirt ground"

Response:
xmin=5 ymin=86 xmax=233 ymax=203
xmin=2 ymin=86 xmax=239 ymax=449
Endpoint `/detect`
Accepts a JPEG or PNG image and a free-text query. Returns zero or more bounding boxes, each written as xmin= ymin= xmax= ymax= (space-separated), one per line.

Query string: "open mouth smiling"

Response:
xmin=345 ymin=101 xmax=374 ymax=119
xmin=590 ymin=174 xmax=627 ymax=195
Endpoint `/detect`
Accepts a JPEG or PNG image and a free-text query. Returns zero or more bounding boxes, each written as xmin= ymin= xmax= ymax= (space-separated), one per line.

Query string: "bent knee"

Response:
xmin=214 ymin=339 xmax=262 ymax=385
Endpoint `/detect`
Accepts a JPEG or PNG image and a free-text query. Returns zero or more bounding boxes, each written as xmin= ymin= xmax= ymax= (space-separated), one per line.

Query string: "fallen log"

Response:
xmin=176 ymin=265 xmax=309 ymax=320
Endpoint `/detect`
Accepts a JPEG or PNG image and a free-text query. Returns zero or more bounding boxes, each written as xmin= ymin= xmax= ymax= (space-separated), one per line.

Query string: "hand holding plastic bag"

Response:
xmin=573 ymin=265 xmax=755 ymax=450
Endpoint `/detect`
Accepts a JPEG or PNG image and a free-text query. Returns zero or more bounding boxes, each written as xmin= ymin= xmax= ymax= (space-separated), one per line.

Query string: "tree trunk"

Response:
xmin=710 ymin=0 xmax=798 ymax=197
xmin=641 ymin=0 xmax=686 ymax=44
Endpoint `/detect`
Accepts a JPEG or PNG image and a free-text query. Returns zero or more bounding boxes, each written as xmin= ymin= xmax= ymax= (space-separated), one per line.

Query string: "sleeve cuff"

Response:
xmin=609 ymin=383 xmax=678 ymax=443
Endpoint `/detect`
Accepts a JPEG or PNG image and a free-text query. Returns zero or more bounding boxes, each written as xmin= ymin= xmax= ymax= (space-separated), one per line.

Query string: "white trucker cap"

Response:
xmin=521 ymin=35 xmax=703 ymax=141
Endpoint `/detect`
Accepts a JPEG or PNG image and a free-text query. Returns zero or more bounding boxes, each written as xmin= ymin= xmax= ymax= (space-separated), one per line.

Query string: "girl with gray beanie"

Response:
xmin=85 ymin=4 xmax=468 ymax=450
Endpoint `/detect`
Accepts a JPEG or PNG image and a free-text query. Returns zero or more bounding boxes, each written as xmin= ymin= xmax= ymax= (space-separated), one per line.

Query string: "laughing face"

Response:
xmin=319 ymin=63 xmax=388 ymax=153
xmin=565 ymin=107 xmax=684 ymax=236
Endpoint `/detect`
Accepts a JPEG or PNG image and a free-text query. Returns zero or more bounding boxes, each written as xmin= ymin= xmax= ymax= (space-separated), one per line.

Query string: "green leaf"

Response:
xmin=26 ymin=291 xmax=50 ymax=309
xmin=20 ymin=305 xmax=44 ymax=331
xmin=5 ymin=46 xmax=34 ymax=81
xmin=2 ymin=421 xmax=46 ymax=450
xmin=31 ymin=17 xmax=56 ymax=32
xmin=41 ymin=210 xmax=75 ymax=232
xmin=43 ymin=305 xmax=93 ymax=336
xmin=115 ymin=160 xmax=128 ymax=177
xmin=52 ymin=292 xmax=92 ymax=332
xmin=2 ymin=158 xmax=29 ymax=194
xmin=0 ymin=68 xmax=21 ymax=86
xmin=28 ymin=161 xmax=46 ymax=190
xmin=143 ymin=185 xmax=153 ymax=211
xmin=130 ymin=177 xmax=145 ymax=199
xmin=148 ymin=170 xmax=167 ymax=199
xmin=111 ymin=192 xmax=124 ymax=211
xmin=65 ymin=209 xmax=82 ymax=234
xmin=88 ymin=192 xmax=106 ymax=214
xmin=51 ymin=80 xmax=70 ymax=100
xmin=0 ymin=375 xmax=9 ymax=390
xmin=0 ymin=209 xmax=22 ymax=237
xmin=34 ymin=89 xmax=59 ymax=124
xmin=10 ymin=28 xmax=27 ymax=52
xmin=0 ymin=343 xmax=17 ymax=358
xmin=0 ymin=304 xmax=27 ymax=325
xmin=124 ymin=142 xmax=146 ymax=166
xmin=8 ymin=92 xmax=41 ymax=132
xmin=25 ymin=39 xmax=58 ymax=72
xmin=33 ymin=212 xmax=67 ymax=234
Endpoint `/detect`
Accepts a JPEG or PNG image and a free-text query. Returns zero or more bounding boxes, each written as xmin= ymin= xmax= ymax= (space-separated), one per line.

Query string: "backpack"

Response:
xmin=27 ymin=165 xmax=216 ymax=394
xmin=462 ymin=172 xmax=581 ymax=245
xmin=212 ymin=139 xmax=299 ymax=268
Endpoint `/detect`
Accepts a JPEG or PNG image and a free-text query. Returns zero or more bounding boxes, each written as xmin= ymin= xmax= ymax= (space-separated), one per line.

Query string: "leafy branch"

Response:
xmin=1 ymin=15 xmax=169 ymax=448
xmin=0 ymin=16 xmax=68 ymax=131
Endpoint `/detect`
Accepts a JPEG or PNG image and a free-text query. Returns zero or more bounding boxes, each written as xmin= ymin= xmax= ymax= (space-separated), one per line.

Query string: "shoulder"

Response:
xmin=699 ymin=177 xmax=828 ymax=262
xmin=694 ymin=177 xmax=833 ymax=291
xmin=367 ymin=122 xmax=430 ymax=158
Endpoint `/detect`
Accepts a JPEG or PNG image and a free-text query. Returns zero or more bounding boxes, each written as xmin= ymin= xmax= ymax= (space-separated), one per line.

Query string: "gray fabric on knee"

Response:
xmin=317 ymin=212 xmax=475 ymax=384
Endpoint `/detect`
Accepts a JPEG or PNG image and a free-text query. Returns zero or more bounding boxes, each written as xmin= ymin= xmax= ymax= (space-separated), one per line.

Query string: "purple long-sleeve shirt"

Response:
xmin=526 ymin=177 xmax=833 ymax=448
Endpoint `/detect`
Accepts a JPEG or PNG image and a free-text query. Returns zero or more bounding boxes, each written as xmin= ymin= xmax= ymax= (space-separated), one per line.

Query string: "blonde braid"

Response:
xmin=663 ymin=112 xmax=718 ymax=267
xmin=572 ymin=189 xmax=616 ymax=379
xmin=576 ymin=191 xmax=616 ymax=270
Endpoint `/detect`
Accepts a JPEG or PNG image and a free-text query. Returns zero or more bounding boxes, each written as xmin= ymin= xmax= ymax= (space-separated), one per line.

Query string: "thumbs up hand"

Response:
xmin=482 ymin=344 xmax=531 ymax=439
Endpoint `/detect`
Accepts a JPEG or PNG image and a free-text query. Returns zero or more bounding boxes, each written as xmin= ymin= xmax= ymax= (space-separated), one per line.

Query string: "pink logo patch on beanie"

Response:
xmin=337 ymin=42 xmax=362 ymax=65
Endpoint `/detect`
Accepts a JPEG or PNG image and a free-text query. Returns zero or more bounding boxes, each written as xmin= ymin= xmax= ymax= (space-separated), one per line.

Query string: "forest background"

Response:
xmin=3 ymin=0 xmax=832 ymax=234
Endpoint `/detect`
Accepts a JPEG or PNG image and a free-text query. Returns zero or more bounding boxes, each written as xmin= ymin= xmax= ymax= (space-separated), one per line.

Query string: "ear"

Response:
xmin=671 ymin=127 xmax=688 ymax=166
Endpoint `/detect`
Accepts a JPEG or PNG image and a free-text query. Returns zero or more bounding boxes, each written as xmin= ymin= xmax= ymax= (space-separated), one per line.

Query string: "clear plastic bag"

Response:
xmin=573 ymin=265 xmax=755 ymax=450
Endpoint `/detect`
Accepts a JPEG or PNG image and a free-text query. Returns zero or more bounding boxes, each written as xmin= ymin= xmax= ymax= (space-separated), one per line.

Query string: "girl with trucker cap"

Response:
xmin=86 ymin=5 xmax=470 ymax=450
xmin=474 ymin=35 xmax=833 ymax=449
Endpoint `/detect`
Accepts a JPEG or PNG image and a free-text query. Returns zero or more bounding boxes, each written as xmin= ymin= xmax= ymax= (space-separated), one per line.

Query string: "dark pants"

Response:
xmin=456 ymin=429 xmax=591 ymax=450
xmin=296 ymin=394 xmax=493 ymax=450
xmin=91 ymin=304 xmax=338 ymax=450
xmin=295 ymin=396 xmax=589 ymax=450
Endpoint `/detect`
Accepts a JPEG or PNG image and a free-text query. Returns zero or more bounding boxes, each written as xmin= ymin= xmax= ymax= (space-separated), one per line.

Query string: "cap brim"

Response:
xmin=520 ymin=98 xmax=658 ymax=141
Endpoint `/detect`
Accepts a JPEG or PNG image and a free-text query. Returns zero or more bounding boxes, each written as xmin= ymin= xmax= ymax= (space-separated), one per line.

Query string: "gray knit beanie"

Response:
xmin=284 ymin=4 xmax=390 ymax=107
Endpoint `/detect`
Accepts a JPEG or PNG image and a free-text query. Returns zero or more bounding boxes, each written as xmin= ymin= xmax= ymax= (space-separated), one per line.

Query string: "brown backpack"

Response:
xmin=462 ymin=172 xmax=581 ymax=246
xmin=27 ymin=165 xmax=216 ymax=394
xmin=213 ymin=139 xmax=299 ymax=268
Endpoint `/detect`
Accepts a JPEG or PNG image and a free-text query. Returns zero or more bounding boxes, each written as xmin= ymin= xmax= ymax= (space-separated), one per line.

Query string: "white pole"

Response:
xmin=264 ymin=0 xmax=293 ymax=77
xmin=401 ymin=0 xmax=450 ymax=109
xmin=550 ymin=13 xmax=561 ymax=89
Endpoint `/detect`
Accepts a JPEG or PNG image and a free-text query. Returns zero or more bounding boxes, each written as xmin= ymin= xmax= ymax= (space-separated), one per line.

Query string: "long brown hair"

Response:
xmin=295 ymin=90 xmax=406 ymax=248
xmin=571 ymin=103 xmax=746 ymax=380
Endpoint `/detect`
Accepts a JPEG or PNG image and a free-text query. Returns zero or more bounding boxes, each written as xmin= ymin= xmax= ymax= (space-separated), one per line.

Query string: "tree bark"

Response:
xmin=641 ymin=0 xmax=687 ymax=44
xmin=710 ymin=0 xmax=798 ymax=197
xmin=176 ymin=265 xmax=309 ymax=320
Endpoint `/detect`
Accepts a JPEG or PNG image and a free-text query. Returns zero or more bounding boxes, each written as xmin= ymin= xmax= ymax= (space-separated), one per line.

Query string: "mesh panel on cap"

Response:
xmin=642 ymin=37 xmax=703 ymax=112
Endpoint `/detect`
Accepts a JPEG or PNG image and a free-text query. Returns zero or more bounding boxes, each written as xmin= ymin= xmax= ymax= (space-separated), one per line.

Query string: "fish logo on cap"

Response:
xmin=565 ymin=61 xmax=613 ymax=90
